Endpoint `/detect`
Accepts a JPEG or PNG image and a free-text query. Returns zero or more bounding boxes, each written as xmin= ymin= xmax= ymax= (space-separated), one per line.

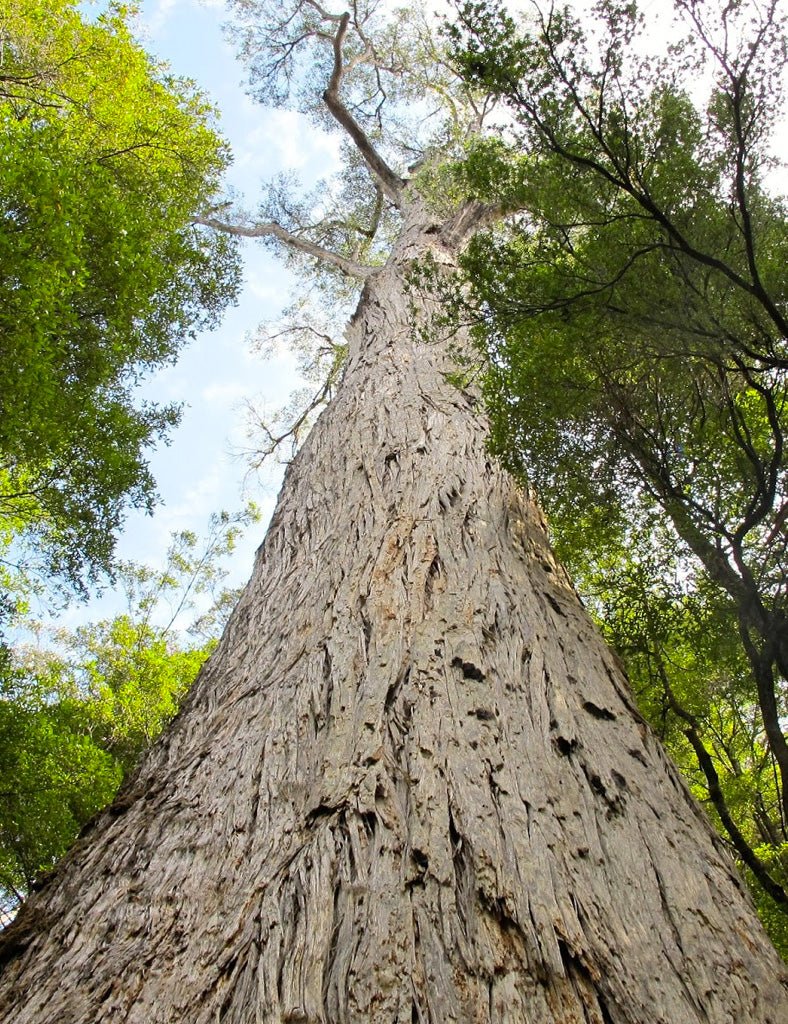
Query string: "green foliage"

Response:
xmin=0 ymin=661 xmax=122 ymax=912
xmin=749 ymin=845 xmax=788 ymax=958
xmin=0 ymin=506 xmax=258 ymax=923
xmin=0 ymin=0 xmax=240 ymax=593
xmin=70 ymin=616 xmax=205 ymax=776
xmin=447 ymin=0 xmax=788 ymax=944
xmin=566 ymin=510 xmax=786 ymax=871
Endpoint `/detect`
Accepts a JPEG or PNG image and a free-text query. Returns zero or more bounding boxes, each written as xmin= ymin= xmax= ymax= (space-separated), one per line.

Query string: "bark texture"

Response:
xmin=1 ymin=208 xmax=787 ymax=1023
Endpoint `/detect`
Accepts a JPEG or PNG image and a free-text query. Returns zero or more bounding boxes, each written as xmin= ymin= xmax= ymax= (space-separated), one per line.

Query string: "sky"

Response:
xmin=53 ymin=0 xmax=346 ymax=628
xmin=126 ymin=0 xmax=338 ymax=561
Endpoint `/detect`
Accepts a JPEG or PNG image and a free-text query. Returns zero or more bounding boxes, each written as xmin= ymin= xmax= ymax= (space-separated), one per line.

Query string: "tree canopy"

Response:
xmin=0 ymin=0 xmax=240 ymax=599
xmin=444 ymin=0 xmax=788 ymax=946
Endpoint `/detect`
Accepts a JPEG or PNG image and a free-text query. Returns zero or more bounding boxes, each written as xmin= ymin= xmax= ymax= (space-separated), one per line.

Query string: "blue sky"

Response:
xmin=64 ymin=0 xmax=345 ymax=623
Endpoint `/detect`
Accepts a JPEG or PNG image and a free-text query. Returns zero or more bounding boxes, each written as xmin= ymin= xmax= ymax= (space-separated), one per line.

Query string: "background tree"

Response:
xmin=0 ymin=2 xmax=786 ymax=1020
xmin=444 ymin=0 xmax=788 ymax=940
xmin=0 ymin=0 xmax=240 ymax=606
xmin=0 ymin=506 xmax=257 ymax=928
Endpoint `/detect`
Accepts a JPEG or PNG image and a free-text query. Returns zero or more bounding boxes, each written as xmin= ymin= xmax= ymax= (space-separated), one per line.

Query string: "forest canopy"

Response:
xmin=445 ymin=0 xmax=788 ymax=948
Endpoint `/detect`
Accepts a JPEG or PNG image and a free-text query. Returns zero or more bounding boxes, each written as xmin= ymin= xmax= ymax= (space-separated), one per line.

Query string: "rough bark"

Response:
xmin=1 ymin=206 xmax=787 ymax=1023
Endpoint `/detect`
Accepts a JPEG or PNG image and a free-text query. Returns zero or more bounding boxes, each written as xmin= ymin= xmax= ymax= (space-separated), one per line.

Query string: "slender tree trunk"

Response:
xmin=1 ymin=206 xmax=786 ymax=1023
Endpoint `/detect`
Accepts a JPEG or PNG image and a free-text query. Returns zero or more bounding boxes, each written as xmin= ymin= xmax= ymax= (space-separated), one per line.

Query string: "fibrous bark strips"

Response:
xmin=1 ymin=207 xmax=786 ymax=1022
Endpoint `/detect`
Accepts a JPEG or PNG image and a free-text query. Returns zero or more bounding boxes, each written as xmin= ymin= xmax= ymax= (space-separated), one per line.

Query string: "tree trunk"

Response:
xmin=1 ymin=207 xmax=786 ymax=1023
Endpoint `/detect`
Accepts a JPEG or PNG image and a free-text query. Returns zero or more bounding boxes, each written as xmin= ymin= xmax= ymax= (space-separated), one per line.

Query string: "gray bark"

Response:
xmin=0 ymin=204 xmax=786 ymax=1023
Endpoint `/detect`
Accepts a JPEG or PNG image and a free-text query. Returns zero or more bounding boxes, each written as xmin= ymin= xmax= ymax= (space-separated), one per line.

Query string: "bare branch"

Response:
xmin=303 ymin=0 xmax=344 ymax=22
xmin=323 ymin=13 xmax=405 ymax=206
xmin=193 ymin=214 xmax=373 ymax=280
xmin=242 ymin=373 xmax=335 ymax=468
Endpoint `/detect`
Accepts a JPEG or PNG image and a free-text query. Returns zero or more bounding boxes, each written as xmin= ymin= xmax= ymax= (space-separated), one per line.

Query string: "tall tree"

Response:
xmin=0 ymin=3 xmax=786 ymax=1021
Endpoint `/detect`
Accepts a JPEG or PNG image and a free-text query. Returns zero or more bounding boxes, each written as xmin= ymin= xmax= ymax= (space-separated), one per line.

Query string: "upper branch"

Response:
xmin=193 ymin=214 xmax=373 ymax=280
xmin=322 ymin=12 xmax=406 ymax=207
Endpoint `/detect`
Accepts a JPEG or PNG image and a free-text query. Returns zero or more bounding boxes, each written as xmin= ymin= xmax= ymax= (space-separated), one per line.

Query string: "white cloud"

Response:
xmin=233 ymin=105 xmax=343 ymax=184
xmin=200 ymin=381 xmax=248 ymax=406
xmin=139 ymin=0 xmax=180 ymax=39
